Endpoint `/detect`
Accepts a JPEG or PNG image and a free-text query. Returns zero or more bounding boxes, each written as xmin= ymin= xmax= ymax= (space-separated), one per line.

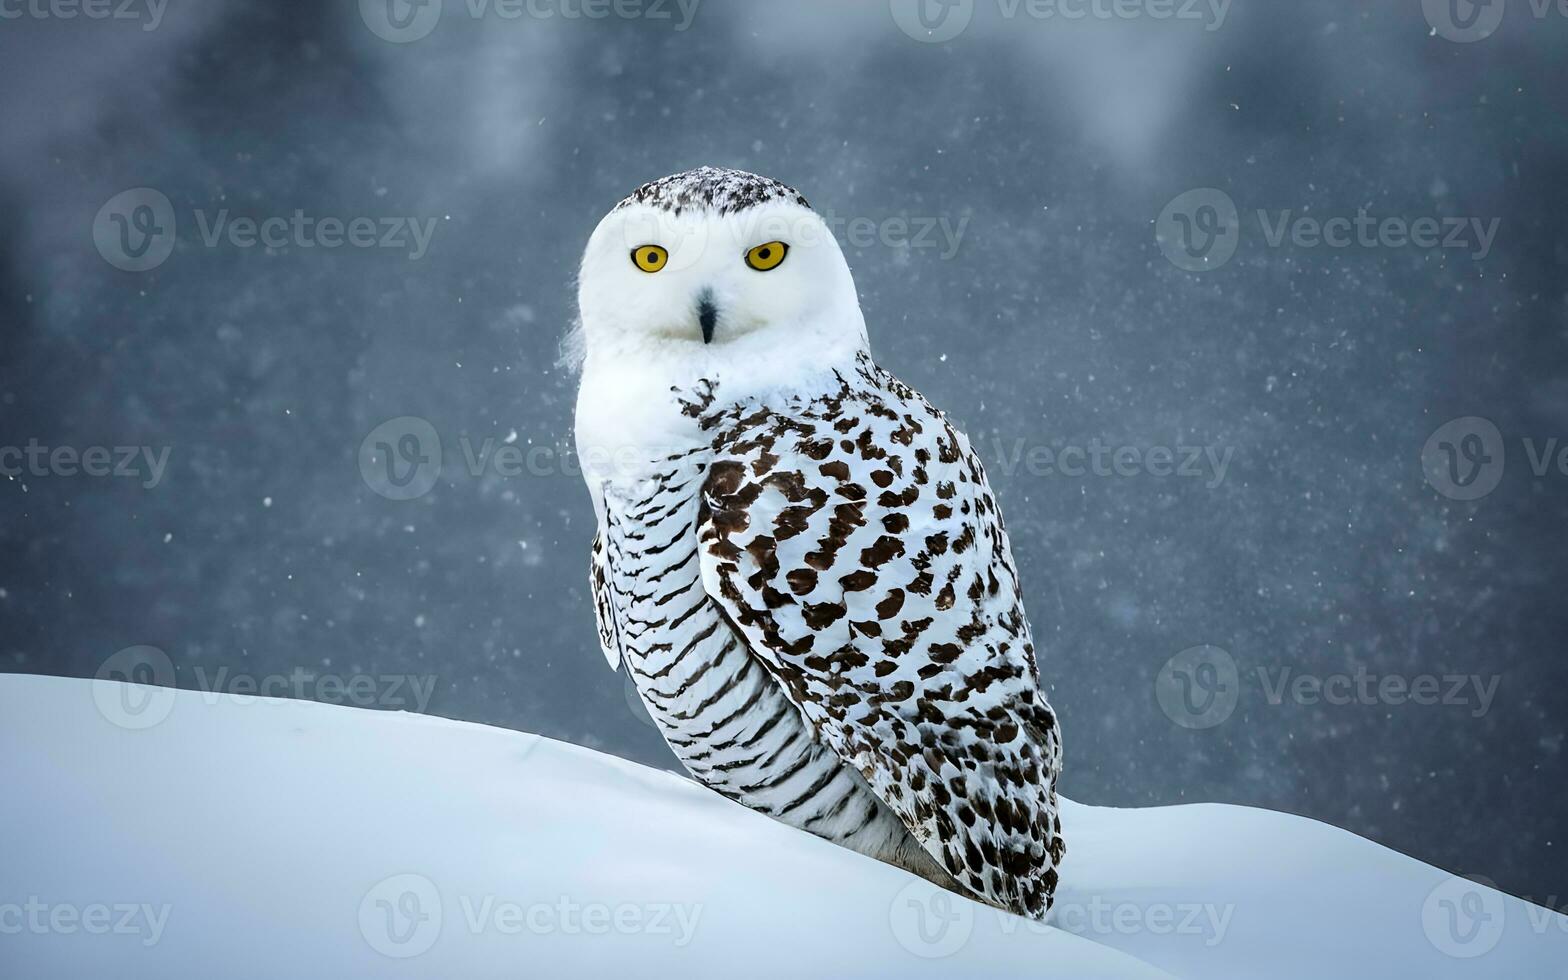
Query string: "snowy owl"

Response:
xmin=572 ymin=167 xmax=1063 ymax=917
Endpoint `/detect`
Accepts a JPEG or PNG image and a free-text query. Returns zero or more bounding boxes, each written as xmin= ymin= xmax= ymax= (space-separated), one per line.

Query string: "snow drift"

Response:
xmin=1 ymin=673 xmax=1562 ymax=978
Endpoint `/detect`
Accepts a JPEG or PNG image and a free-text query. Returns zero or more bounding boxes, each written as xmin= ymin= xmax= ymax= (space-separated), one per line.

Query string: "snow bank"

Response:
xmin=2 ymin=674 xmax=1562 ymax=978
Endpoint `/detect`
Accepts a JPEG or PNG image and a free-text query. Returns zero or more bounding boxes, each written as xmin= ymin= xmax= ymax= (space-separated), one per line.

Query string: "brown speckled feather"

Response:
xmin=689 ymin=353 xmax=1065 ymax=917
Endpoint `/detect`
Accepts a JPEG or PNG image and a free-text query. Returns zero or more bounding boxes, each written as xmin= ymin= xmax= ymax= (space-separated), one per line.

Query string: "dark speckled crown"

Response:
xmin=615 ymin=166 xmax=811 ymax=217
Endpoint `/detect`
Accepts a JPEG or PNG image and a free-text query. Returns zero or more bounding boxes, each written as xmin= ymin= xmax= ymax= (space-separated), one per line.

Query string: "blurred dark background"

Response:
xmin=2 ymin=1 xmax=1564 ymax=904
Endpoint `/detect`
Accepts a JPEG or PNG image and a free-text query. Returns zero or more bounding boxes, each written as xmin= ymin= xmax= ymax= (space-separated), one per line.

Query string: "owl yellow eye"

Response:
xmin=631 ymin=245 xmax=669 ymax=273
xmin=745 ymin=241 xmax=789 ymax=272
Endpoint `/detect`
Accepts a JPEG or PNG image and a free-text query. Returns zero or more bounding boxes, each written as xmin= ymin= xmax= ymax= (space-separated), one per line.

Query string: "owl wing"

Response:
xmin=692 ymin=362 xmax=1064 ymax=918
xmin=588 ymin=451 xmax=710 ymax=672
xmin=589 ymin=529 xmax=626 ymax=671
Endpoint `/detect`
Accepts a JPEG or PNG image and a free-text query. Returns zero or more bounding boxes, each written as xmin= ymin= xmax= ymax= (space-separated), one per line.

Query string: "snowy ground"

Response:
xmin=2 ymin=674 xmax=1563 ymax=979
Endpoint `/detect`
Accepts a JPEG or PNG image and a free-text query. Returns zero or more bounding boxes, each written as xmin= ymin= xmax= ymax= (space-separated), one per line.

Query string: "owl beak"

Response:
xmin=697 ymin=291 xmax=718 ymax=345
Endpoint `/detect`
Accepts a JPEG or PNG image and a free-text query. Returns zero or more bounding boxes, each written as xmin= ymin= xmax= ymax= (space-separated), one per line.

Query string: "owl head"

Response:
xmin=572 ymin=167 xmax=868 ymax=380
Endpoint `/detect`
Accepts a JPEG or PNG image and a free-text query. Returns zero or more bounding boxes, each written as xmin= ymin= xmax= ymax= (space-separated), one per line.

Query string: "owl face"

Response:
xmin=575 ymin=168 xmax=867 ymax=372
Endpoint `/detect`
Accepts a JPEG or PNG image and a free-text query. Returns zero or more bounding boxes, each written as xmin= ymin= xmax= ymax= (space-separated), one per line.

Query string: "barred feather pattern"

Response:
xmin=589 ymin=352 xmax=1063 ymax=917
